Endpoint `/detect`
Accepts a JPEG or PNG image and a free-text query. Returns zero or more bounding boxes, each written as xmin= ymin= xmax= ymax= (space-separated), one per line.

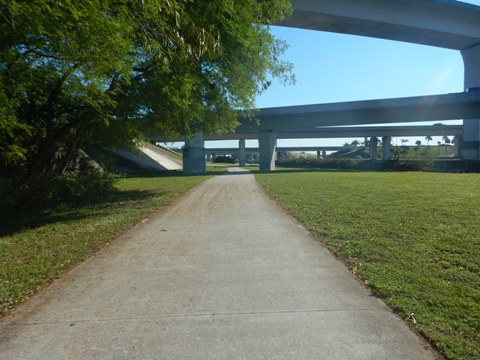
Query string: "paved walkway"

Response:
xmin=0 ymin=169 xmax=437 ymax=359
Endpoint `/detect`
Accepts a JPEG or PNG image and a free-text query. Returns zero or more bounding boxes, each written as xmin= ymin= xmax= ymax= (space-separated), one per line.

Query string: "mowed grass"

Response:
xmin=0 ymin=171 xmax=214 ymax=317
xmin=255 ymin=171 xmax=479 ymax=360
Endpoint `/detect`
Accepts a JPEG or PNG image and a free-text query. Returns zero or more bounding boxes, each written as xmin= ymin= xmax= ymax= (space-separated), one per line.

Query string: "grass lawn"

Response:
xmin=255 ymin=171 xmax=479 ymax=360
xmin=0 ymin=170 xmax=215 ymax=317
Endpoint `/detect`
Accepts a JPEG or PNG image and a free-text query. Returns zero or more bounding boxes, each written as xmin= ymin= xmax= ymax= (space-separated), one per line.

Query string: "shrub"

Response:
xmin=277 ymin=158 xmax=434 ymax=172
xmin=0 ymin=171 xmax=117 ymax=214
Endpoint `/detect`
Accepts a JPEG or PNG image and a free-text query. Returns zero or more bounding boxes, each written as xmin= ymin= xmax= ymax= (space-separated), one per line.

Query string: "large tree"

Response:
xmin=0 ymin=0 xmax=294 ymax=176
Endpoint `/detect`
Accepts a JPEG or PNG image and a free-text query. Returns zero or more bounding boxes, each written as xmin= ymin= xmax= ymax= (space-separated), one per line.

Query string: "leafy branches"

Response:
xmin=0 ymin=0 xmax=294 ymax=177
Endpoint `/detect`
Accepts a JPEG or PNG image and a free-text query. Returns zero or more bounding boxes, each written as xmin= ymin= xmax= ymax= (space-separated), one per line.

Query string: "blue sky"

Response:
xmin=185 ymin=0 xmax=480 ymax=150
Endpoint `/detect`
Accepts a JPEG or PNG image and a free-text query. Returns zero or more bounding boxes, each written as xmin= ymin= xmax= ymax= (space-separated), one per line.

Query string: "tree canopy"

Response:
xmin=0 ymin=0 xmax=294 ymax=176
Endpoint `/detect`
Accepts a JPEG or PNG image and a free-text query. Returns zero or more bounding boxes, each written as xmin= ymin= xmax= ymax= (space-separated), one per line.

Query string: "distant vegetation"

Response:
xmin=255 ymin=171 xmax=480 ymax=360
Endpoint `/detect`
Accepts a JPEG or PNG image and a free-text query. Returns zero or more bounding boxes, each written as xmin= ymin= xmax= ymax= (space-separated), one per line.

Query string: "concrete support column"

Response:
xmin=454 ymin=135 xmax=462 ymax=158
xmin=370 ymin=137 xmax=378 ymax=160
xmin=239 ymin=139 xmax=246 ymax=167
xmin=382 ymin=136 xmax=392 ymax=160
xmin=258 ymin=130 xmax=276 ymax=171
xmin=316 ymin=151 xmax=321 ymax=159
xmin=461 ymin=44 xmax=480 ymax=160
xmin=183 ymin=133 xmax=206 ymax=174
xmin=322 ymin=150 xmax=327 ymax=158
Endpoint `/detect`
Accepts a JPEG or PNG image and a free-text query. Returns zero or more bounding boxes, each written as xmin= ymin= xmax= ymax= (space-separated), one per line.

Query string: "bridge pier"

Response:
xmin=239 ymin=139 xmax=246 ymax=167
xmin=370 ymin=137 xmax=378 ymax=160
xmin=259 ymin=130 xmax=277 ymax=171
xmin=454 ymin=135 xmax=462 ymax=158
xmin=183 ymin=133 xmax=206 ymax=174
xmin=461 ymin=44 xmax=480 ymax=160
xmin=382 ymin=136 xmax=392 ymax=160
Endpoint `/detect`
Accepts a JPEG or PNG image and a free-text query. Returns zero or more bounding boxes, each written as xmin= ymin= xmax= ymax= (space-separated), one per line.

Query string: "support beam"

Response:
xmin=183 ymin=133 xmax=206 ymax=174
xmin=454 ymin=135 xmax=462 ymax=158
xmin=382 ymin=136 xmax=392 ymax=160
xmin=370 ymin=137 xmax=378 ymax=160
xmin=461 ymin=44 xmax=480 ymax=160
xmin=239 ymin=139 xmax=246 ymax=167
xmin=259 ymin=131 xmax=277 ymax=171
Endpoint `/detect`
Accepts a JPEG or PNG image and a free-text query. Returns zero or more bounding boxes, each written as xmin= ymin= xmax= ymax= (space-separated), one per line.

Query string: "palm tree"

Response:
xmin=415 ymin=140 xmax=421 ymax=157
xmin=442 ymin=135 xmax=451 ymax=154
xmin=425 ymin=136 xmax=432 ymax=156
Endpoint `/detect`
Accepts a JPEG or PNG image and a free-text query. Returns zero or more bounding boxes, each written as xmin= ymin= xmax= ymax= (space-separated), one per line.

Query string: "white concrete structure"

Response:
xmin=182 ymin=133 xmax=205 ymax=175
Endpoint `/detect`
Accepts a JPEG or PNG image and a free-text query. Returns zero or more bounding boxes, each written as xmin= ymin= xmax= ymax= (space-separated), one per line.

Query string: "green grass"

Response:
xmin=0 ymin=171 xmax=211 ymax=317
xmin=255 ymin=171 xmax=479 ymax=360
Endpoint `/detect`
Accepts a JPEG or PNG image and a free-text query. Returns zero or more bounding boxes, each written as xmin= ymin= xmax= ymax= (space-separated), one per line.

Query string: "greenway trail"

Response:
xmin=0 ymin=169 xmax=436 ymax=359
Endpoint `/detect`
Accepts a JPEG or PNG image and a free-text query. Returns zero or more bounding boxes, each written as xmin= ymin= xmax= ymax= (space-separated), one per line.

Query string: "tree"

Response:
xmin=0 ymin=0 xmax=294 ymax=177
xmin=400 ymin=138 xmax=409 ymax=158
xmin=351 ymin=139 xmax=360 ymax=147
xmin=415 ymin=140 xmax=421 ymax=157
xmin=425 ymin=135 xmax=433 ymax=156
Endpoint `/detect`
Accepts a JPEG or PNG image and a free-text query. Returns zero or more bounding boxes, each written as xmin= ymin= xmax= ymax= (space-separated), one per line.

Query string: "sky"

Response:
xmin=183 ymin=0 xmax=480 ymax=150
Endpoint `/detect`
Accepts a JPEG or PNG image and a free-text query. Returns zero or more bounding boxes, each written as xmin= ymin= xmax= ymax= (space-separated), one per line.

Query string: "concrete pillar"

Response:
xmin=454 ymin=135 xmax=462 ymax=158
xmin=461 ymin=44 xmax=480 ymax=160
xmin=239 ymin=139 xmax=246 ymax=167
xmin=382 ymin=136 xmax=392 ymax=160
xmin=183 ymin=133 xmax=206 ymax=174
xmin=316 ymin=151 xmax=321 ymax=159
xmin=258 ymin=130 xmax=276 ymax=171
xmin=370 ymin=137 xmax=378 ymax=160
xmin=322 ymin=150 xmax=327 ymax=158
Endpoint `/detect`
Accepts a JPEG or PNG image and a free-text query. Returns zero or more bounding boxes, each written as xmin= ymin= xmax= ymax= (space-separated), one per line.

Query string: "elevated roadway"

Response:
xmin=238 ymin=93 xmax=479 ymax=132
xmin=204 ymin=146 xmax=349 ymax=156
xmin=282 ymin=0 xmax=480 ymax=50
xmin=173 ymin=0 xmax=480 ymax=172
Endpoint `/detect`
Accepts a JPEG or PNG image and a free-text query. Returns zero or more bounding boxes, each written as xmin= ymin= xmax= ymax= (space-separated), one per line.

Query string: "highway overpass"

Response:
xmin=165 ymin=0 xmax=480 ymax=172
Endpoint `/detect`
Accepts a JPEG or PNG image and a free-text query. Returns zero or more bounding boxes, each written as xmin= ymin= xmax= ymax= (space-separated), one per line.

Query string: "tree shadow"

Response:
xmin=0 ymin=189 xmax=158 ymax=237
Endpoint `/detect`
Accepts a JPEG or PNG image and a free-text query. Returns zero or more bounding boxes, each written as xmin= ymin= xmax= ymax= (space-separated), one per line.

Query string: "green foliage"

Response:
xmin=0 ymin=171 xmax=117 ymax=213
xmin=256 ymin=171 xmax=480 ymax=360
xmin=213 ymin=155 xmax=235 ymax=164
xmin=0 ymin=0 xmax=294 ymax=175
xmin=277 ymin=158 xmax=434 ymax=172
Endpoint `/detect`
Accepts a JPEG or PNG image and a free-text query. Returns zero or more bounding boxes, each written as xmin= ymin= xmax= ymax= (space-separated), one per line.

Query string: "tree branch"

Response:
xmin=22 ymin=48 xmax=65 ymax=60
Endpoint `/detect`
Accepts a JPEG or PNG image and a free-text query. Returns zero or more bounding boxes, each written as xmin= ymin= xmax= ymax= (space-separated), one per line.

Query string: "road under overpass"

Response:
xmin=167 ymin=0 xmax=480 ymax=173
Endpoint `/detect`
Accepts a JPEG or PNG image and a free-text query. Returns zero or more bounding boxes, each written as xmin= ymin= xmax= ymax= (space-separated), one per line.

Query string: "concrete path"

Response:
xmin=0 ymin=169 xmax=437 ymax=359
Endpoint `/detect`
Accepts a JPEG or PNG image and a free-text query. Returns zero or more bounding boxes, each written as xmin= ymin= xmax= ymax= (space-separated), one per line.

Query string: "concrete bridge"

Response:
xmin=160 ymin=0 xmax=480 ymax=173
xmin=193 ymin=124 xmax=463 ymax=165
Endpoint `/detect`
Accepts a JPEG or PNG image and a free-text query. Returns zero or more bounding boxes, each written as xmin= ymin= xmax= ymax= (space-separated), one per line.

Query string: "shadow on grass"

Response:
xmin=0 ymin=189 xmax=158 ymax=238
xmin=119 ymin=169 xmax=226 ymax=178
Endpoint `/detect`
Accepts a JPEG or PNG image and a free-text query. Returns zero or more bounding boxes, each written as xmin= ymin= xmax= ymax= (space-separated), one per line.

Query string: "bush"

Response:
xmin=0 ymin=171 xmax=117 ymax=213
xmin=277 ymin=158 xmax=434 ymax=172
xmin=213 ymin=155 xmax=235 ymax=164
